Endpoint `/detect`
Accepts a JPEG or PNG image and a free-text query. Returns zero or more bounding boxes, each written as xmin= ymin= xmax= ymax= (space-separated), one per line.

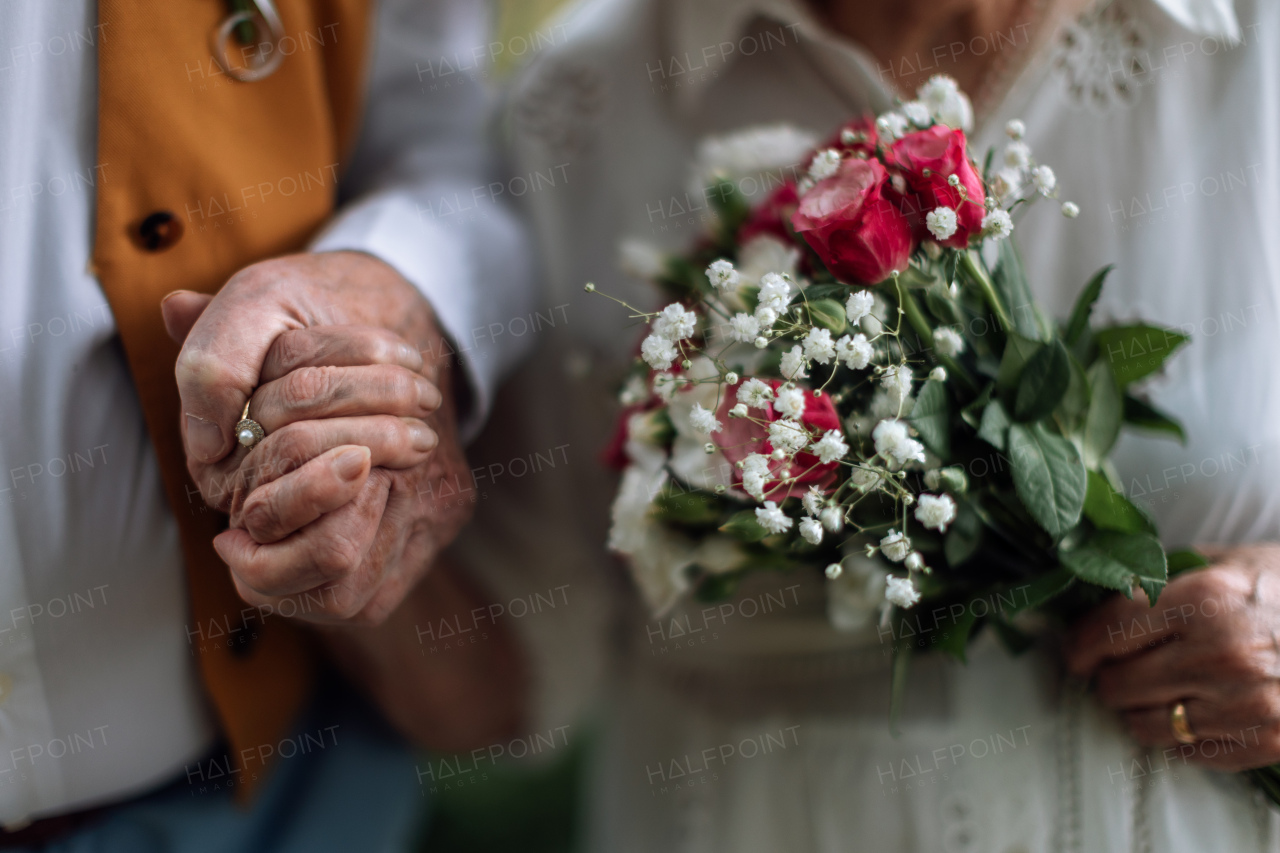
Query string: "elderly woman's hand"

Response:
xmin=1064 ymin=544 xmax=1280 ymax=771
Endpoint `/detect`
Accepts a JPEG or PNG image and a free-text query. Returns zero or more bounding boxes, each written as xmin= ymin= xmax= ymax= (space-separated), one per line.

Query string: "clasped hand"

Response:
xmin=162 ymin=251 xmax=474 ymax=625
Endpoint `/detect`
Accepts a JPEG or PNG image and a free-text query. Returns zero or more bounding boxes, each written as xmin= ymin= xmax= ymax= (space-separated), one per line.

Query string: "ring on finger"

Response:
xmin=1170 ymin=701 xmax=1197 ymax=744
xmin=235 ymin=399 xmax=266 ymax=449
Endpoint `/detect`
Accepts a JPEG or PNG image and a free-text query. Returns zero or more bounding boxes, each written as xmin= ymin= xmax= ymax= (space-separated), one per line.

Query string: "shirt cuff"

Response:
xmin=310 ymin=191 xmax=491 ymax=442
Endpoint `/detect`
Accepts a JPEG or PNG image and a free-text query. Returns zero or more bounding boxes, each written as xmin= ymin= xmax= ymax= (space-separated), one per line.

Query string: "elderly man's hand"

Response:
xmin=162 ymin=251 xmax=475 ymax=625
xmin=1065 ymin=544 xmax=1280 ymax=771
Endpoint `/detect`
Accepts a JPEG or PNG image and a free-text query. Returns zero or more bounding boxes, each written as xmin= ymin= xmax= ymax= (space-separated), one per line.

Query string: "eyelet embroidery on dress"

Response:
xmin=1052 ymin=0 xmax=1151 ymax=111
xmin=513 ymin=59 xmax=606 ymax=163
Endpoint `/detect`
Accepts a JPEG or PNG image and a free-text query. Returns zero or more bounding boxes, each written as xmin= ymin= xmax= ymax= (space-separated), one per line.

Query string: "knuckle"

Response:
xmin=385 ymin=368 xmax=421 ymax=410
xmin=242 ymin=493 xmax=286 ymax=540
xmin=314 ymin=533 xmax=363 ymax=579
xmin=270 ymin=331 xmax=314 ymax=374
xmin=362 ymin=330 xmax=399 ymax=364
xmin=262 ymin=423 xmax=321 ymax=477
xmin=281 ymin=366 xmax=333 ymax=410
xmin=175 ymin=346 xmax=236 ymax=392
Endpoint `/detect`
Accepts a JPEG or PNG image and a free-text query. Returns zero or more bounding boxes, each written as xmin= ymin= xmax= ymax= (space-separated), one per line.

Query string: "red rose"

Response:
xmin=713 ymin=379 xmax=841 ymax=500
xmin=790 ymin=157 xmax=913 ymax=285
xmin=888 ymin=125 xmax=985 ymax=249
xmin=738 ymin=181 xmax=800 ymax=245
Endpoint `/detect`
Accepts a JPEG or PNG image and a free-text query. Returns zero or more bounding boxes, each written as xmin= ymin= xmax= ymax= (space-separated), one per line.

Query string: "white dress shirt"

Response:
xmin=488 ymin=0 xmax=1280 ymax=849
xmin=0 ymin=0 xmax=533 ymax=823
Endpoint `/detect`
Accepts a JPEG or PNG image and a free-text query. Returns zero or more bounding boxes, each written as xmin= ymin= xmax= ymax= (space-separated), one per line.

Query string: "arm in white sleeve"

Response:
xmin=311 ymin=0 xmax=538 ymax=441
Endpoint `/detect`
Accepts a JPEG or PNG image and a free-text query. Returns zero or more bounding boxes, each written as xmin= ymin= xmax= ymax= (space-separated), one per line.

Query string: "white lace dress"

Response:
xmin=455 ymin=0 xmax=1280 ymax=849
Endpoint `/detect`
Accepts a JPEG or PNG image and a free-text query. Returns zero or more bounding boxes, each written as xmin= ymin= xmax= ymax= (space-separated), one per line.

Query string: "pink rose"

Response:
xmin=714 ymin=379 xmax=842 ymax=500
xmin=887 ymin=125 xmax=985 ymax=249
xmin=790 ymin=157 xmax=914 ymax=285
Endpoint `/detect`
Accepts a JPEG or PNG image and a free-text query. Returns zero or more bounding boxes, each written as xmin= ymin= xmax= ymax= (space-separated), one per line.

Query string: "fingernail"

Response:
xmin=186 ymin=415 xmax=226 ymax=461
xmin=333 ymin=446 xmax=370 ymax=481
xmin=404 ymin=419 xmax=438 ymax=452
xmin=161 ymin=289 xmax=196 ymax=305
xmin=400 ymin=343 xmax=424 ymax=369
xmin=418 ymin=379 xmax=443 ymax=411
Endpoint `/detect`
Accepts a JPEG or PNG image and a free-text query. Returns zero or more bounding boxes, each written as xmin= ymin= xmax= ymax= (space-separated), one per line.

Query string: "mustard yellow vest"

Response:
xmin=93 ymin=0 xmax=371 ymax=801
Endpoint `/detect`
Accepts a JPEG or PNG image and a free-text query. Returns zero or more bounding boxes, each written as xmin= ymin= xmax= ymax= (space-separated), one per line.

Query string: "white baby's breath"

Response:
xmin=706 ymin=258 xmax=740 ymax=291
xmin=641 ymin=334 xmax=677 ymax=369
xmin=811 ymin=430 xmax=849 ymax=465
xmin=915 ymin=493 xmax=958 ymax=532
xmin=807 ymin=148 xmax=842 ymax=183
xmin=653 ymin=303 xmax=697 ymax=341
xmin=756 ymin=501 xmax=793 ymax=534
xmin=803 ymin=327 xmax=837 ymax=364
xmin=879 ymin=529 xmax=912 ymax=562
xmin=932 ymin=326 xmax=964 ymax=357
xmin=872 ymin=419 xmax=926 ymax=467
xmin=982 ymin=208 xmax=1014 ymax=240
xmin=835 ymin=333 xmax=873 ymax=370
xmin=768 ymin=419 xmax=809 ymax=455
xmin=738 ymin=378 xmax=775 ymax=410
xmin=926 ymin=207 xmax=958 ymax=241
xmin=689 ymin=403 xmax=722 ymax=436
xmin=1032 ymin=165 xmax=1057 ymax=196
xmin=846 ymin=290 xmax=875 ymax=325
xmin=885 ymin=574 xmax=921 ymax=608
xmin=799 ymin=517 xmax=824 ymax=545
xmin=729 ymin=312 xmax=760 ymax=342
xmin=780 ymin=345 xmax=809 ymax=380
xmin=757 ymin=272 xmax=792 ymax=313
xmin=773 ymin=386 xmax=807 ymax=420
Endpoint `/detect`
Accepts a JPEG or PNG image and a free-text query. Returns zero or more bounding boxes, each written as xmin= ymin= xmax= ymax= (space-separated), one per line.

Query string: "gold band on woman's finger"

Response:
xmin=1170 ymin=701 xmax=1197 ymax=745
xmin=234 ymin=399 xmax=266 ymax=449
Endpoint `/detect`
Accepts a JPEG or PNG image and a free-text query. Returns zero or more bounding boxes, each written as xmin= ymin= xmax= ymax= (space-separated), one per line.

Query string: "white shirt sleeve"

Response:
xmin=310 ymin=0 xmax=538 ymax=442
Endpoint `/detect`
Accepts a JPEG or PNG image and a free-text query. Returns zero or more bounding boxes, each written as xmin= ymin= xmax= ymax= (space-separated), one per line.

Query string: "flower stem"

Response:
xmin=896 ymin=284 xmax=979 ymax=395
xmin=958 ymin=250 xmax=1014 ymax=334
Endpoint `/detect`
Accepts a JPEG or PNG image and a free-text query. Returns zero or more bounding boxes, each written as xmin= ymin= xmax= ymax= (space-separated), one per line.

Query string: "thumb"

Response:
xmin=161 ymin=291 xmax=214 ymax=344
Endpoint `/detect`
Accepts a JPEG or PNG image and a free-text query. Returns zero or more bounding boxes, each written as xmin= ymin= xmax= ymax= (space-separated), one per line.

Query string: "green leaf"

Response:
xmin=1057 ymin=353 xmax=1091 ymax=433
xmin=909 ymin=379 xmax=951 ymax=458
xmin=960 ymin=383 xmax=994 ymax=429
xmin=650 ymin=489 xmax=723 ymax=526
xmin=1083 ymin=470 xmax=1155 ymax=535
xmin=718 ymin=510 xmax=768 ymax=543
xmin=1122 ymin=395 xmax=1187 ymax=444
xmin=1065 ymin=264 xmax=1113 ymax=345
xmin=1095 ymin=324 xmax=1190 ymax=386
xmin=806 ymin=298 xmax=846 ymax=334
xmin=1007 ymin=423 xmax=1087 ymax=539
xmin=1059 ymin=531 xmax=1167 ymax=605
xmin=1082 ymin=361 xmax=1123 ymax=467
xmin=897 ymin=266 xmax=937 ymax=290
xmin=1000 ymin=567 xmax=1076 ymax=616
xmin=997 ymin=333 xmax=1041 ymax=391
xmin=977 ymin=399 xmax=1011 ymax=451
xmin=1167 ymin=548 xmax=1211 ymax=576
xmin=1014 ymin=339 xmax=1071 ymax=421
xmin=991 ymin=238 xmax=1042 ymax=339
xmin=943 ymin=500 xmax=982 ymax=567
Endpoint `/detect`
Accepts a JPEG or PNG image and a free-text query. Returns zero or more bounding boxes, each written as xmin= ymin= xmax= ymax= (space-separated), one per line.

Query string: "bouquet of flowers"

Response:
xmin=596 ymin=75 xmax=1210 ymax=695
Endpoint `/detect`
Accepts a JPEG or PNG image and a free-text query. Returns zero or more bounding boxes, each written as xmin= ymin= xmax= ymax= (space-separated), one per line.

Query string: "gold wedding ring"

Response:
xmin=234 ymin=399 xmax=266 ymax=449
xmin=1170 ymin=701 xmax=1197 ymax=744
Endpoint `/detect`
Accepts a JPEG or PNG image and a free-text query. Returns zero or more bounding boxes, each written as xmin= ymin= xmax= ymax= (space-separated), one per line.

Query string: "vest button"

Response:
xmin=133 ymin=210 xmax=184 ymax=252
